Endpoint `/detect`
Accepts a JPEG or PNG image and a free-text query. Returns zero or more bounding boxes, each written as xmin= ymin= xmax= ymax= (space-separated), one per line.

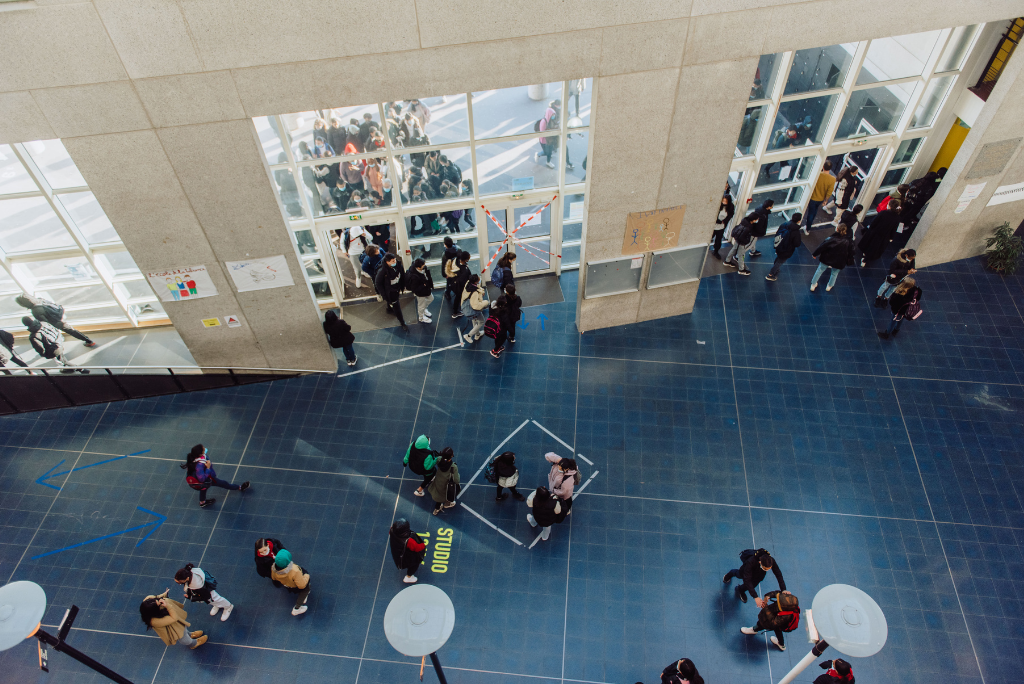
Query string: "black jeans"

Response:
xmin=496 ymin=484 xmax=521 ymax=497
xmin=753 ymin=618 xmax=784 ymax=646
xmin=493 ymin=328 xmax=507 ymax=351
xmin=711 ymin=228 xmax=725 ymax=253
xmin=386 ymin=296 xmax=406 ymax=325
xmin=52 ymin=320 xmax=91 ymax=343
xmin=418 ymin=473 xmax=434 ymax=490
xmin=292 ymin=583 xmax=311 ymax=610
xmin=768 ymin=256 xmax=787 ymax=277
xmin=406 ymin=558 xmax=421 ymax=577
xmin=724 ymin=568 xmax=753 ymax=598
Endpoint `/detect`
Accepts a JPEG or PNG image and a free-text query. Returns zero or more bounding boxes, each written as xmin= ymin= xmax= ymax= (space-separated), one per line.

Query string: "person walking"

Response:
xmin=389 ymin=518 xmax=428 ymax=584
xmin=449 ymin=251 xmax=471 ymax=319
xmin=374 ymin=252 xmax=409 ymax=331
xmin=825 ymin=166 xmax=859 ymax=218
xmin=24 ymin=317 xmax=87 ymax=374
xmin=406 ymin=258 xmax=435 ymax=324
xmin=740 ymin=590 xmax=800 ymax=651
xmin=877 ymin=277 xmax=922 ymax=340
xmin=361 ymin=244 xmax=385 ymax=298
xmin=174 ymin=563 xmax=233 ymax=622
xmin=323 ymin=310 xmax=356 ymax=367
xmin=526 ymin=486 xmax=570 ymax=541
xmin=16 ymin=294 xmax=96 ymax=347
xmin=723 ymin=547 xmax=787 ymax=605
xmin=490 ymin=252 xmax=516 ymax=291
xmin=710 ymin=194 xmax=735 ymax=260
xmin=269 ymin=549 xmax=311 ymax=615
xmin=857 ymin=200 xmax=902 ymax=267
xmin=837 ymin=204 xmax=864 ymax=242
xmin=748 ymin=200 xmax=773 ymax=258
xmin=815 ymin=659 xmax=855 ymax=684
xmin=503 ymin=284 xmax=523 ymax=344
xmin=765 ymin=212 xmax=802 ymax=282
xmin=404 ymin=434 xmax=439 ymax=497
xmin=493 ymin=451 xmax=526 ymax=501
xmin=874 ymin=248 xmax=916 ymax=307
xmin=139 ymin=590 xmax=207 ymax=650
xmin=0 ymin=328 xmax=30 ymax=372
xmin=460 ymin=274 xmax=489 ymax=344
xmin=804 ymin=160 xmax=836 ymax=233
xmin=546 ymin=453 xmax=579 ymax=500
xmin=339 ymin=226 xmax=370 ymax=289
xmin=809 ymin=223 xmax=854 ymax=292
xmin=723 ymin=213 xmax=756 ymax=276
xmin=183 ymin=444 xmax=250 ymax=509
xmin=486 ymin=296 xmax=508 ymax=358
xmin=661 ymin=658 xmax=705 ymax=684
xmin=255 ymin=537 xmax=286 ymax=586
xmin=427 ymin=447 xmax=460 ymax=515
xmin=440 ymin=237 xmax=459 ymax=303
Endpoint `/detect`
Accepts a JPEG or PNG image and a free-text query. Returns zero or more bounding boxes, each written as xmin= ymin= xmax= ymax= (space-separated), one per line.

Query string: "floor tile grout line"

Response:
xmin=149 ymin=644 xmax=167 ymax=684
xmin=6 ymin=403 xmax=111 ymax=584
xmin=197 ymin=384 xmax=271 ymax=567
xmin=561 ymin=321 xmax=582 ymax=684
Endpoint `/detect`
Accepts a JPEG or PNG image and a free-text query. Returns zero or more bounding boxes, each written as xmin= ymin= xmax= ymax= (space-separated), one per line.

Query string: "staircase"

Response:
xmin=970 ymin=18 xmax=1024 ymax=101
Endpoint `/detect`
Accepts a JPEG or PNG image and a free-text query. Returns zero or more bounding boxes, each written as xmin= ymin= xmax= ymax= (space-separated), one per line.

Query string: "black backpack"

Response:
xmin=533 ymin=118 xmax=543 ymax=132
xmin=0 ymin=329 xmax=14 ymax=350
xmin=740 ymin=548 xmax=769 ymax=564
xmin=201 ymin=569 xmax=218 ymax=591
xmin=40 ymin=301 xmax=64 ymax=322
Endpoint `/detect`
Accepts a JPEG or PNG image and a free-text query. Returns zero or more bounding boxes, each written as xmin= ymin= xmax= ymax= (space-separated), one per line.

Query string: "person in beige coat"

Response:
xmin=139 ymin=590 xmax=207 ymax=649
xmin=269 ymin=549 xmax=311 ymax=616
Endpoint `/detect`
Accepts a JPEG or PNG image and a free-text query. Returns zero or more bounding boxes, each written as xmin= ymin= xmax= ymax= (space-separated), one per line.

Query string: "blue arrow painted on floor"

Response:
xmin=516 ymin=320 xmax=529 ymax=330
xmin=30 ymin=506 xmax=167 ymax=560
xmin=36 ymin=450 xmax=151 ymax=490
xmin=537 ymin=313 xmax=548 ymax=331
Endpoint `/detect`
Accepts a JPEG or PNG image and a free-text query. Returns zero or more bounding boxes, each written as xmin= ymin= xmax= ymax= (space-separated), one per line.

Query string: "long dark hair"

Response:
xmin=497 ymin=253 xmax=516 ymax=269
xmin=185 ymin=445 xmax=204 ymax=475
xmin=174 ymin=563 xmax=194 ymax=584
xmin=139 ymin=597 xmax=168 ymax=629
xmin=835 ymin=165 xmax=857 ymax=185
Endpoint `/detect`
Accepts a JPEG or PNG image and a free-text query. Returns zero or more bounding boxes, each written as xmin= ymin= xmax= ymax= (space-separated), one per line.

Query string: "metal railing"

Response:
xmin=970 ymin=18 xmax=1024 ymax=101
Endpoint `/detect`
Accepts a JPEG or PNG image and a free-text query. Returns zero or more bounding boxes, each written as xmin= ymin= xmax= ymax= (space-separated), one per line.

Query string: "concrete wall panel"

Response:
xmin=31 ymin=82 xmax=152 ymax=139
xmin=0 ymin=92 xmax=56 ymax=144
xmin=93 ymin=0 xmax=204 ymax=79
xmin=599 ymin=19 xmax=688 ymax=76
xmin=134 ymin=71 xmax=247 ymax=128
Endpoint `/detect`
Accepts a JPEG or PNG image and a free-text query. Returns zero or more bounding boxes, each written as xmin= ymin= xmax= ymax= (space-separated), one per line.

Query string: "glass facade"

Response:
xmin=0 ymin=141 xmax=166 ymax=331
xmin=256 ymin=80 xmax=591 ymax=305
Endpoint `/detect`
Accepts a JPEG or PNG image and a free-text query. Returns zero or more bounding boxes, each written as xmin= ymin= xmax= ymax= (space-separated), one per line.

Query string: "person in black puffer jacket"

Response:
xmin=878 ymin=277 xmax=921 ymax=340
xmin=255 ymin=538 xmax=287 ymax=587
xmin=810 ymin=223 xmax=854 ymax=292
xmin=766 ymin=212 xmax=802 ymax=282
xmin=748 ymin=199 xmax=773 ymax=257
xmin=741 ymin=590 xmax=799 ymax=651
xmin=660 ymin=657 xmax=705 ymax=684
xmin=502 ymin=284 xmax=523 ymax=344
xmin=874 ymin=248 xmax=916 ymax=307
xmin=323 ymin=310 xmax=356 ymax=367
xmin=493 ymin=451 xmax=525 ymax=501
xmin=724 ymin=213 xmax=758 ymax=276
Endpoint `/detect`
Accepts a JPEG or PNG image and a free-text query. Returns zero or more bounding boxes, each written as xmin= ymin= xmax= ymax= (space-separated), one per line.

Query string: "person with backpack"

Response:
xmin=361 ymin=244 xmax=385 ymax=298
xmin=534 ymin=99 xmax=560 ymax=169
xmin=174 ymin=563 xmax=234 ymax=622
xmin=404 ymin=434 xmax=440 ymax=497
xmin=502 ymin=284 xmax=523 ymax=344
xmin=837 ymin=204 xmax=864 ymax=242
xmin=405 ymin=258 xmax=435 ymax=324
xmin=269 ymin=549 xmax=311 ymax=615
xmin=546 ymin=453 xmax=579 ymax=500
xmin=183 ymin=444 xmax=250 ymax=509
xmin=139 ymin=590 xmax=207 ymax=650
xmin=723 ymin=213 xmax=757 ymax=276
xmin=427 ymin=447 xmax=460 ymax=515
xmin=23 ymin=316 xmax=87 ymax=374
xmin=723 ymin=547 xmax=787 ymax=604
xmin=375 ymin=252 xmax=408 ymax=332
xmin=815 ymin=659 xmax=855 ymax=684
xmin=440 ymin=237 xmax=459 ymax=302
xmin=660 ymin=658 xmax=704 ymax=684
xmin=448 ymin=251 xmax=471 ymax=319
xmin=16 ymin=294 xmax=96 ymax=347
xmin=491 ymin=253 xmax=516 ymax=290
xmin=0 ymin=328 xmax=30 ymax=372
xmin=526 ymin=486 xmax=569 ymax=541
xmin=748 ymin=200 xmax=773 ymax=258
xmin=741 ymin=590 xmax=800 ymax=650
xmin=389 ymin=518 xmax=428 ymax=584
xmin=765 ymin=212 xmax=802 ymax=282
xmin=323 ymin=309 xmax=356 ymax=367
xmin=255 ymin=537 xmax=286 ymax=586
xmin=492 ymin=451 xmax=525 ymax=501
xmin=877 ymin=277 xmax=922 ymax=340
xmin=809 ymin=223 xmax=854 ymax=292
xmin=710 ymin=194 xmax=735 ymax=260
xmin=339 ymin=226 xmax=370 ymax=289
xmin=857 ymin=200 xmax=902 ymax=267
xmin=484 ymin=297 xmax=506 ymax=358
xmin=460 ymin=274 xmax=489 ymax=344
xmin=875 ymin=248 xmax=916 ymax=307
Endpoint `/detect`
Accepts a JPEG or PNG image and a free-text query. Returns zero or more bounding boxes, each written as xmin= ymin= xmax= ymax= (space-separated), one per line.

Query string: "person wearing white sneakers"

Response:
xmin=389 ymin=518 xmax=428 ymax=584
xmin=140 ymin=590 xmax=207 ymax=650
xmin=740 ymin=590 xmax=800 ymax=651
xmin=809 ymin=223 xmax=854 ymax=293
xmin=459 ymin=274 xmax=489 ymax=344
xmin=526 ymin=486 xmax=570 ymax=541
xmin=406 ymin=258 xmax=435 ymax=324
xmin=174 ymin=563 xmax=234 ymax=622
xmin=269 ymin=549 xmax=311 ymax=616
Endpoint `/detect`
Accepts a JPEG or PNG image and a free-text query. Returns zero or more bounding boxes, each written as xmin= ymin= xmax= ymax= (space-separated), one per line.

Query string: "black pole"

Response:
xmin=428 ymin=652 xmax=448 ymax=684
xmin=35 ymin=628 xmax=134 ymax=684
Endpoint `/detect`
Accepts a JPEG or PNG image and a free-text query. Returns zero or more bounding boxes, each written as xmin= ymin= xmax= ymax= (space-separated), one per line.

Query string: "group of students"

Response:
xmin=138 ymin=540 xmax=313 ymax=651
xmin=0 ymin=294 xmax=98 ymax=373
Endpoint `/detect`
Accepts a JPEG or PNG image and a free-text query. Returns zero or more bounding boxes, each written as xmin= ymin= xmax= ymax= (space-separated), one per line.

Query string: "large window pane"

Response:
xmin=561 ymin=243 xmax=580 ymax=268
xmin=410 ymin=234 xmax=479 ymax=264
xmin=406 ymin=207 xmax=475 ymax=240
xmin=25 ymin=139 xmax=86 ymax=189
xmin=563 ymin=193 xmax=584 ymax=242
xmin=476 ymin=137 xmax=556 ymax=195
xmin=784 ymin=44 xmax=858 ymax=95
xmin=516 ymin=238 xmax=551 ymax=273
xmin=0 ymin=145 xmax=35 ymax=195
xmin=513 ymin=204 xmax=552 ymax=239
xmin=472 ymin=82 xmax=564 ymax=139
xmin=752 ymin=186 xmax=806 ymax=207
xmin=566 ymin=78 xmax=592 ymax=127
xmin=835 ymin=84 xmax=913 ymax=139
xmin=565 ymin=130 xmax=587 ymax=184
xmin=44 ymin=284 xmax=118 ymax=309
xmin=272 ymin=167 xmax=304 ymax=220
xmin=59 ymin=191 xmax=119 ymax=244
xmin=254 ymin=116 xmax=286 ymax=165
xmin=65 ymin=305 xmax=127 ymax=324
xmin=769 ymin=96 xmax=838 ymax=146
xmin=391 ymin=95 xmax=469 ymax=146
xmin=0 ymin=196 xmax=76 ymax=253
xmin=95 ymin=251 xmax=141 ymax=277
xmin=756 ymin=155 xmax=816 ymax=187
xmin=892 ymin=137 xmax=924 ymax=165
xmin=286 ymin=105 xmax=380 ymax=159
xmin=751 ymin=53 xmax=783 ymax=100
xmin=117 ymin=279 xmax=160 ymax=300
xmin=936 ymin=25 xmax=981 ymax=72
xmin=404 ymin=148 xmax=472 ymax=205
xmin=857 ymin=30 xmax=942 ymax=85
xmin=737 ymin=105 xmax=768 ymax=156
xmin=14 ymin=254 xmax=96 ymax=289
xmin=484 ymin=208 xmax=507 ymax=243
xmin=910 ymin=75 xmax=955 ymax=128
xmin=881 ymin=167 xmax=909 ymax=186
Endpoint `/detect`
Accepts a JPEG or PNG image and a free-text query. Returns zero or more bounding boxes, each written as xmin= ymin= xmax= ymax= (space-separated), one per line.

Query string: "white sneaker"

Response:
xmin=210 ymin=605 xmax=221 ymax=616
xmin=220 ymin=604 xmax=233 ymax=622
xmin=403 ymin=575 xmax=418 ymax=584
xmin=414 ymin=487 xmax=425 ymax=497
xmin=423 ymin=310 xmax=432 ymax=318
xmin=545 ymin=161 xmax=555 ymax=169
xmin=527 ymin=513 xmax=538 ymax=528
xmin=825 ymin=285 xmax=833 ymax=292
xmin=463 ymin=334 xmax=474 ymax=344
xmin=292 ymin=605 xmax=308 ymax=616
xmin=473 ymin=332 xmax=485 ymax=340
xmin=810 ymin=283 xmax=817 ymax=291
xmin=419 ymin=317 xmax=431 ymax=323
xmin=740 ymin=627 xmax=757 ymax=635
xmin=355 ymin=280 xmax=362 ymax=288
xmin=771 ymin=636 xmax=785 ymax=651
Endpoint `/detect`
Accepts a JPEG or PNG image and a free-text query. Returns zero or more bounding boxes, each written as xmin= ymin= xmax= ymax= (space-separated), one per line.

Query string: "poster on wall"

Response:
xmin=987 ymin=180 xmax=1024 ymax=206
xmin=622 ymin=205 xmax=686 ymax=255
xmin=147 ymin=265 xmax=218 ymax=302
xmin=226 ymin=255 xmax=295 ymax=293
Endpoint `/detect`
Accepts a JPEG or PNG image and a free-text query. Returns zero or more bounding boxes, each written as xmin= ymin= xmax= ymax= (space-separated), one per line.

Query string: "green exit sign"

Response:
xmin=348 ymin=214 xmax=361 ymax=221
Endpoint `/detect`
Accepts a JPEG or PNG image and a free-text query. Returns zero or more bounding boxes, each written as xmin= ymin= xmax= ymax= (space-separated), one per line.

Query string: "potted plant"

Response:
xmin=984 ymin=221 xmax=1024 ymax=275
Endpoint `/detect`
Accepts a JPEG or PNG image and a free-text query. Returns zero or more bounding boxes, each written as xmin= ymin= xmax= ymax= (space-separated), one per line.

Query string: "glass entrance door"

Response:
xmin=484 ymin=197 xmax=559 ymax=278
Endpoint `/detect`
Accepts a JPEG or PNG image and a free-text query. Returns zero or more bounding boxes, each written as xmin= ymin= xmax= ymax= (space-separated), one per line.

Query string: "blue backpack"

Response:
xmin=483 ymin=460 xmax=497 ymax=483
xmin=490 ymin=267 xmax=504 ymax=289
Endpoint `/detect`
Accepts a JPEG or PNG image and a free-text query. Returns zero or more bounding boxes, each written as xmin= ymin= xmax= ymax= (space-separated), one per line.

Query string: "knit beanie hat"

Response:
xmin=274 ymin=549 xmax=292 ymax=569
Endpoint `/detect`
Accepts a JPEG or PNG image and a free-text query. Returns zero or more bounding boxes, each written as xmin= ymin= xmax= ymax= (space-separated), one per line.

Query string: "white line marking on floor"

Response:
xmin=573 ymin=471 xmax=599 ymax=498
xmin=460 ymin=502 xmax=523 ymax=546
xmin=337 ymin=343 xmax=461 ymax=377
xmin=576 ymin=452 xmax=594 ymax=466
xmin=532 ymin=419 xmax=574 ymax=452
xmin=457 ymin=418 xmax=531 ymax=499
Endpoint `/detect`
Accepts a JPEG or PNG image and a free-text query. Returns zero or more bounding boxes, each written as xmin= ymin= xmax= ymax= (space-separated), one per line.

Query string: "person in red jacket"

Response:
xmin=389 ymin=518 xmax=427 ymax=584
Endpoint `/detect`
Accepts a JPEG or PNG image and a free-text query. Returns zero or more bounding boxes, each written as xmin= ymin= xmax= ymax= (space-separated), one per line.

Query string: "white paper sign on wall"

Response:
xmin=147 ymin=265 xmax=218 ymax=302
xmin=226 ymin=255 xmax=295 ymax=293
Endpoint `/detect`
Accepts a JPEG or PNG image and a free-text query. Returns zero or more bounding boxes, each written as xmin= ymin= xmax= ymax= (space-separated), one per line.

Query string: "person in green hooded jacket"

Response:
xmin=404 ymin=434 xmax=439 ymax=497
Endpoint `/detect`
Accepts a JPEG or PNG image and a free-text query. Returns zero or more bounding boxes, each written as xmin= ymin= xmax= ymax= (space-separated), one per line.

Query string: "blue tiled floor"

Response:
xmin=2 ymin=252 xmax=1024 ymax=684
